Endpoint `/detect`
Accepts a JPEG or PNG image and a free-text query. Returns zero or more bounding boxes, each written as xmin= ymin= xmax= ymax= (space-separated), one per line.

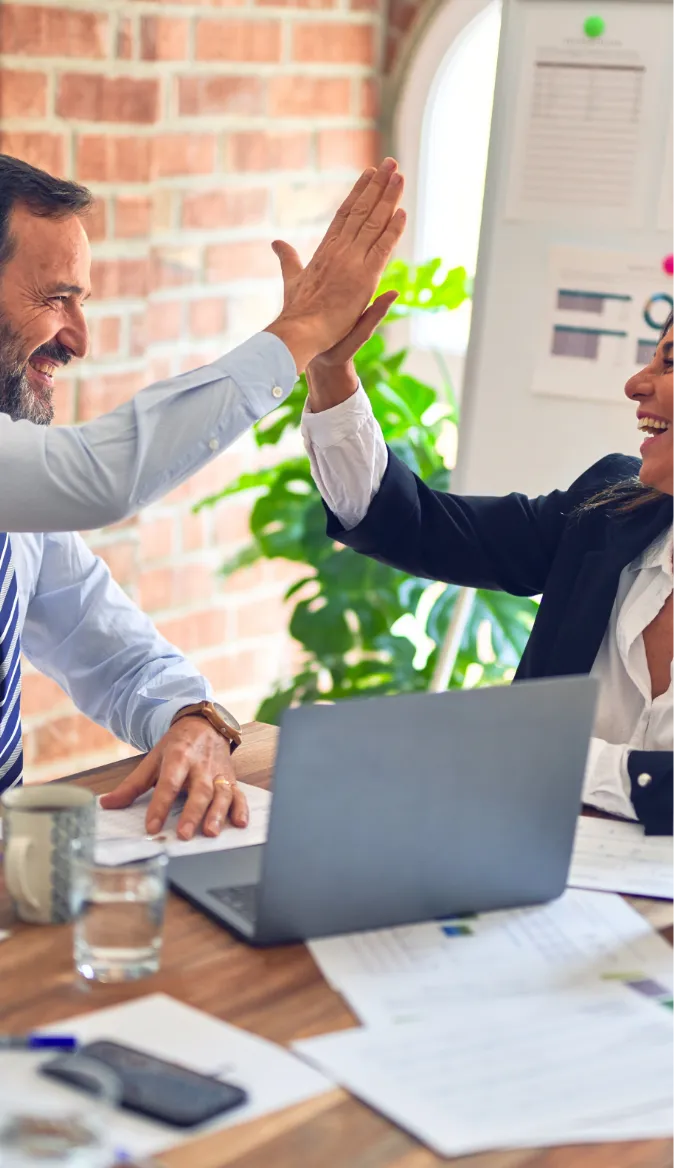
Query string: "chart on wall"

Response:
xmin=533 ymin=246 xmax=673 ymax=402
xmin=504 ymin=1 xmax=671 ymax=228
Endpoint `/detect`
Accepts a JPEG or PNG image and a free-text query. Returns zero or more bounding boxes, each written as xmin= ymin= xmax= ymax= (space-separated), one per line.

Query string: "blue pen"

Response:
xmin=0 ymin=1035 xmax=78 ymax=1051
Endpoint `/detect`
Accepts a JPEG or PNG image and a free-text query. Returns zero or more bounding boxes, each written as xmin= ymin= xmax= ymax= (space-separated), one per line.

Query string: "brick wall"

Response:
xmin=0 ymin=0 xmax=386 ymax=781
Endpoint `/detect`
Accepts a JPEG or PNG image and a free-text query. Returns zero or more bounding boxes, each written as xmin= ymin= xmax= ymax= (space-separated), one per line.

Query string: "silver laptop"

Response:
xmin=169 ymin=676 xmax=597 ymax=946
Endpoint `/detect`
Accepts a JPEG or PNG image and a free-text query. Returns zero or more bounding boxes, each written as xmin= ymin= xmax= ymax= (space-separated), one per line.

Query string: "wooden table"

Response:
xmin=0 ymin=721 xmax=671 ymax=1168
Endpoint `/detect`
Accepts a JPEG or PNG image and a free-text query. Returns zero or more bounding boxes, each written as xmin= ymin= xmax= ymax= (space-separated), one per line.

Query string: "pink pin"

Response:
xmin=663 ymin=254 xmax=674 ymax=276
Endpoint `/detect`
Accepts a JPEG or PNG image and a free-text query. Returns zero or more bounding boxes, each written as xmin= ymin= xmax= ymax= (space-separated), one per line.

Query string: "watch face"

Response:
xmin=212 ymin=703 xmax=241 ymax=733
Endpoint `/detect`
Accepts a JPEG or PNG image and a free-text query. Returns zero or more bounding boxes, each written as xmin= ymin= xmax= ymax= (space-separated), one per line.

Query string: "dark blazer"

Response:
xmin=325 ymin=452 xmax=673 ymax=835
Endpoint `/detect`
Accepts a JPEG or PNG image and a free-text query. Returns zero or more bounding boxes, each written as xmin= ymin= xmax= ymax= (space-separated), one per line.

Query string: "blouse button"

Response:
xmin=271 ymin=386 xmax=284 ymax=399
xmin=637 ymin=773 xmax=652 ymax=788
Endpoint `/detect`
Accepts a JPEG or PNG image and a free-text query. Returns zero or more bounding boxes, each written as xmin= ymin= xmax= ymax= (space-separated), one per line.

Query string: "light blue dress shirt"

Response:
xmin=1 ymin=332 xmax=297 ymax=532
xmin=5 ymin=332 xmax=298 ymax=750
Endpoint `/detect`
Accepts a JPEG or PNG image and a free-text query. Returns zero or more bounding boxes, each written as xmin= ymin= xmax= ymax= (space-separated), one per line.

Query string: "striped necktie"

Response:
xmin=0 ymin=534 xmax=22 ymax=793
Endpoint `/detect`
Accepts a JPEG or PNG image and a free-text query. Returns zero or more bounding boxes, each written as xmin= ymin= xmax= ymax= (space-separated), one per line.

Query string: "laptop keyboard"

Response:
xmin=207 ymin=883 xmax=258 ymax=923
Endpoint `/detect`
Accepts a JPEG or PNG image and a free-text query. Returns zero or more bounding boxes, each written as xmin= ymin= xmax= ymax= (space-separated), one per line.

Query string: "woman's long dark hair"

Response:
xmin=581 ymin=309 xmax=673 ymax=514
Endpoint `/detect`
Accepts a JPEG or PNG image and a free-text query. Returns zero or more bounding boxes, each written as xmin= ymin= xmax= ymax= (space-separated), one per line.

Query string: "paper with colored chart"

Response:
xmin=569 ymin=816 xmax=673 ymax=900
xmin=308 ymin=888 xmax=673 ymax=1026
xmin=96 ymin=781 xmax=270 ymax=861
xmin=294 ymin=988 xmax=673 ymax=1157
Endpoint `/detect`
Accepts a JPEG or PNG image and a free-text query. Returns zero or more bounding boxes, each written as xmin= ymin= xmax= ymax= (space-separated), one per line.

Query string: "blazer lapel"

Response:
xmin=546 ymin=500 xmax=672 ymax=677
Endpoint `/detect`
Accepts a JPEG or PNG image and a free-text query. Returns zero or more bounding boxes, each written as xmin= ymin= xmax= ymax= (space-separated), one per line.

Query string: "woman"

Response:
xmin=301 ymin=313 xmax=673 ymax=835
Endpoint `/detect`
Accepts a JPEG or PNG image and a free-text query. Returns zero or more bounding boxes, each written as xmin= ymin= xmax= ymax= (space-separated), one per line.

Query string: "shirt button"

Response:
xmin=271 ymin=386 xmax=283 ymax=399
xmin=208 ymin=438 xmax=219 ymax=452
xmin=637 ymin=772 xmax=652 ymax=788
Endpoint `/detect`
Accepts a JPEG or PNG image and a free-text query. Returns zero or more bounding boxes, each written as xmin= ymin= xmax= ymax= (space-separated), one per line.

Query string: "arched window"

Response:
xmin=395 ymin=0 xmax=502 ymax=358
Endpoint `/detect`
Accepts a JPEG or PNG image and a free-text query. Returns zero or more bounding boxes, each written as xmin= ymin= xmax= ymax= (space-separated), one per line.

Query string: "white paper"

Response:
xmin=506 ymin=1 xmax=670 ymax=226
xmin=309 ymin=889 xmax=673 ymax=1025
xmin=533 ymin=246 xmax=673 ymax=403
xmin=569 ymin=817 xmax=673 ymax=900
xmin=0 ymin=994 xmax=331 ymax=1161
xmin=96 ymin=781 xmax=270 ymax=860
xmin=294 ymin=990 xmax=673 ymax=1157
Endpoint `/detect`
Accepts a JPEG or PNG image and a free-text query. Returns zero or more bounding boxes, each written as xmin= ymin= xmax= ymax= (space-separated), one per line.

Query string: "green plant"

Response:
xmin=197 ymin=259 xmax=538 ymax=723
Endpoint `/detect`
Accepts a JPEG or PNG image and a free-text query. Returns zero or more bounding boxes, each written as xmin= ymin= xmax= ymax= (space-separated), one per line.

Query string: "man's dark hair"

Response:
xmin=0 ymin=154 xmax=93 ymax=270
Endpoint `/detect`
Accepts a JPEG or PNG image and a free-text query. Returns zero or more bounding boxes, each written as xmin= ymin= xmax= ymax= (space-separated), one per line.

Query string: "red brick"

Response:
xmin=141 ymin=15 xmax=189 ymax=60
xmin=188 ymin=297 xmax=228 ymax=338
xmin=57 ymin=75 xmax=159 ymax=124
xmin=152 ymin=135 xmax=216 ymax=178
xmin=139 ymin=517 xmax=175 ymax=562
xmin=177 ymin=76 xmax=264 ymax=118
xmin=257 ymin=0 xmax=335 ymax=7
xmin=194 ymin=19 xmax=281 ymax=62
xmin=84 ymin=199 xmax=107 ymax=242
xmin=115 ymin=195 xmax=152 ymax=238
xmin=77 ymin=135 xmax=151 ymax=183
xmin=117 ymin=15 xmax=134 ymax=58
xmin=145 ymin=299 xmax=184 ymax=343
xmin=177 ymin=347 xmax=221 ymax=373
xmin=51 ymin=378 xmax=76 ymax=426
xmin=233 ymin=594 xmax=288 ymax=639
xmin=28 ymin=714 xmax=116 ymax=766
xmin=292 ymin=22 xmax=374 ymax=64
xmin=0 ymin=132 xmax=65 ymax=176
xmin=318 ymin=127 xmax=379 ymax=169
xmin=21 ymin=670 xmax=69 ymax=720
xmin=0 ymin=6 xmax=108 ymax=58
xmin=360 ymin=77 xmax=379 ymax=118
xmin=226 ymin=131 xmax=311 ymax=173
xmin=139 ymin=564 xmax=214 ymax=612
xmin=274 ymin=179 xmax=350 ymax=227
xmin=181 ymin=510 xmax=209 ymax=552
xmin=91 ymin=258 xmax=150 ymax=300
xmin=197 ymin=649 xmax=262 ymax=691
xmin=94 ymin=315 xmax=122 ymax=356
xmin=182 ymin=188 xmax=268 ymax=230
xmin=205 ymin=240 xmax=278 ymax=282
xmin=157 ymin=608 xmax=230 ymax=655
xmin=78 ymin=370 xmax=146 ymax=421
xmin=151 ymin=246 xmax=202 ymax=290
xmin=0 ymin=70 xmax=48 ymax=118
xmin=131 ymin=0 xmax=245 ymax=5
xmin=89 ymin=538 xmax=138 ymax=586
xmin=212 ymin=500 xmax=254 ymax=546
xmin=268 ymin=76 xmax=351 ymax=117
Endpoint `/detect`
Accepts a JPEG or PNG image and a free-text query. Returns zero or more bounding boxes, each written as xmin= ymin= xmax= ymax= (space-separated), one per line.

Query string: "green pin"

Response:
xmin=584 ymin=14 xmax=605 ymax=37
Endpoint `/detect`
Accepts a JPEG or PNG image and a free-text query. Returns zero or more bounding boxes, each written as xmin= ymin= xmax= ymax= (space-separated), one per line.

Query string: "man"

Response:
xmin=0 ymin=154 xmax=406 ymax=839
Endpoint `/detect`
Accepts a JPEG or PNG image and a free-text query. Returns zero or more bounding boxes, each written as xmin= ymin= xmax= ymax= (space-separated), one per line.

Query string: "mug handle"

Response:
xmin=5 ymin=837 xmax=40 ymax=910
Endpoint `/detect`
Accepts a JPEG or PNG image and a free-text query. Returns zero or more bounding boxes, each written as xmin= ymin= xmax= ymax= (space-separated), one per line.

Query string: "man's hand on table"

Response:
xmin=99 ymin=717 xmax=248 ymax=840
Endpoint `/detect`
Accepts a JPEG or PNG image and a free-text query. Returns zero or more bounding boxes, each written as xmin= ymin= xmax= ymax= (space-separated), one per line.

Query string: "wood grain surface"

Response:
xmin=0 ymin=722 xmax=671 ymax=1168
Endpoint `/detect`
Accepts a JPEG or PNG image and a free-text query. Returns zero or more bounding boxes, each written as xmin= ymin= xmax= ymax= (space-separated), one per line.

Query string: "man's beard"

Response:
xmin=0 ymin=317 xmax=71 ymax=425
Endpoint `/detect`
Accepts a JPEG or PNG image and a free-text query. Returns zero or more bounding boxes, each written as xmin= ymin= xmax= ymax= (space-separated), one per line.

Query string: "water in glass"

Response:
xmin=71 ymin=840 xmax=167 ymax=983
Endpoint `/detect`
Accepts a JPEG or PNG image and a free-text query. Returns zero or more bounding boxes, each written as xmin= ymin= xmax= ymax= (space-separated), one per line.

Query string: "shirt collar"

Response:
xmin=629 ymin=523 xmax=673 ymax=579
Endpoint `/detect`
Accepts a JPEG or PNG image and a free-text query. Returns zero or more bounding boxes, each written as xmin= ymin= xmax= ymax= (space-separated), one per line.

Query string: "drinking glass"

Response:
xmin=0 ymin=1057 xmax=120 ymax=1167
xmin=70 ymin=840 xmax=167 ymax=983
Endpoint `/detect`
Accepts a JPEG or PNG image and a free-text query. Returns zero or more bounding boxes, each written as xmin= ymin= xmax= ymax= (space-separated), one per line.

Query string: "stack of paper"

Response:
xmin=96 ymin=781 xmax=270 ymax=859
xmin=295 ymin=989 xmax=673 ymax=1158
xmin=308 ymin=889 xmax=673 ymax=1025
xmin=569 ymin=817 xmax=673 ymax=899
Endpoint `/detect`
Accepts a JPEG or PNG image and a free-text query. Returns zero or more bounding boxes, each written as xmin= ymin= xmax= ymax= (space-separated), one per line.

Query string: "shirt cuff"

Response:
xmin=301 ymin=383 xmax=373 ymax=448
xmin=582 ymin=737 xmax=638 ymax=821
xmin=143 ymin=686 xmax=214 ymax=749
xmin=213 ymin=331 xmax=298 ymax=420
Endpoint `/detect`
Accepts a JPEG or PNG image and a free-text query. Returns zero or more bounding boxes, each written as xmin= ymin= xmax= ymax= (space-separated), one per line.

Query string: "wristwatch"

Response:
xmin=170 ymin=701 xmax=242 ymax=753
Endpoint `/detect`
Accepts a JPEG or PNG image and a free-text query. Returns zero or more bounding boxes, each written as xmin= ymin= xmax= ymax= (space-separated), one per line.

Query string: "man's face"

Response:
xmin=0 ymin=204 xmax=91 ymax=424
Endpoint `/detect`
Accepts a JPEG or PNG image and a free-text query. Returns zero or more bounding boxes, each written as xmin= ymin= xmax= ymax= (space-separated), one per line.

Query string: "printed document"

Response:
xmin=569 ymin=817 xmax=673 ymax=899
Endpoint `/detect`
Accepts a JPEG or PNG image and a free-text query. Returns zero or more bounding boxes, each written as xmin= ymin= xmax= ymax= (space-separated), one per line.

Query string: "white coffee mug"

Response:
xmin=1 ymin=786 xmax=95 ymax=924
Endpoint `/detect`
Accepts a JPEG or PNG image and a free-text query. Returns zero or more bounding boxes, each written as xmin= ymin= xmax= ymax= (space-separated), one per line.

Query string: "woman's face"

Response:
xmin=624 ymin=324 xmax=673 ymax=495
